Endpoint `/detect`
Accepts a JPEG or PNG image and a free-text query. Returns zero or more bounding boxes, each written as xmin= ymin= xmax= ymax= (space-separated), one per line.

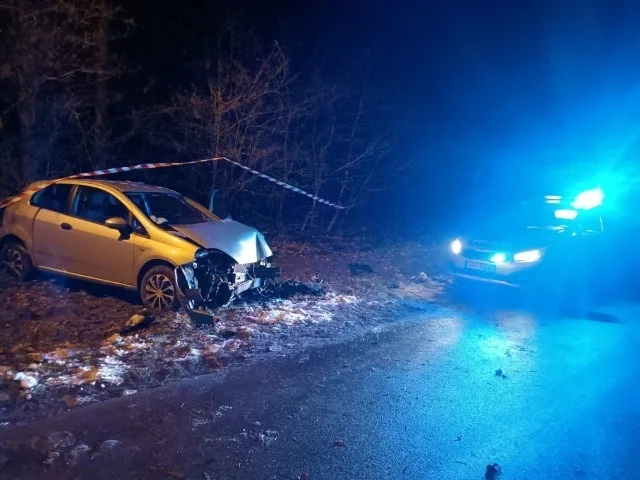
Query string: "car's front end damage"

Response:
xmin=170 ymin=219 xmax=280 ymax=322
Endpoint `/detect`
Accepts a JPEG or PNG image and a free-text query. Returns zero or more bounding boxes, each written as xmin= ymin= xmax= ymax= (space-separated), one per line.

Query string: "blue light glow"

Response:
xmin=554 ymin=208 xmax=578 ymax=220
xmin=490 ymin=252 xmax=506 ymax=264
xmin=571 ymin=187 xmax=604 ymax=210
xmin=451 ymin=239 xmax=462 ymax=255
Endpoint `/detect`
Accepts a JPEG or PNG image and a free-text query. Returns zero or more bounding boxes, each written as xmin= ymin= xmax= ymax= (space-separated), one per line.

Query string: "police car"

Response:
xmin=449 ymin=188 xmax=605 ymax=289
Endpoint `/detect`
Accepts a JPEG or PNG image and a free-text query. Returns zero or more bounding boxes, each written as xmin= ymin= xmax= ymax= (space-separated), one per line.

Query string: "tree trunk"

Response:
xmin=93 ymin=0 xmax=110 ymax=169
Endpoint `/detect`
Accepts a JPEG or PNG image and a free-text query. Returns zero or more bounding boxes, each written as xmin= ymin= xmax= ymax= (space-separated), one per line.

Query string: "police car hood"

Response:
xmin=466 ymin=226 xmax=565 ymax=252
xmin=171 ymin=219 xmax=272 ymax=264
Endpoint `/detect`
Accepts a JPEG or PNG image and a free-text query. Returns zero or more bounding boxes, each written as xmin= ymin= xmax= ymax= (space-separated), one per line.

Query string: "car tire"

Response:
xmin=140 ymin=265 xmax=180 ymax=313
xmin=1 ymin=241 xmax=34 ymax=281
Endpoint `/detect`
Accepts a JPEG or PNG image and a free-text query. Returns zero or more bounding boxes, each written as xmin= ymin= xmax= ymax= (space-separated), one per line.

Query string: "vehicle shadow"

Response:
xmin=31 ymin=270 xmax=141 ymax=305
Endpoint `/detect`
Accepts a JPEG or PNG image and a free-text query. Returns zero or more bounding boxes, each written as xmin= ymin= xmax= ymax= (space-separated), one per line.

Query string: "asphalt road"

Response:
xmin=2 ymin=294 xmax=640 ymax=480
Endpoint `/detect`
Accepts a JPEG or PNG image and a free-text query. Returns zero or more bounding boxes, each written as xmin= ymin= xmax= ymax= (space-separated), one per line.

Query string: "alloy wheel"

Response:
xmin=4 ymin=247 xmax=24 ymax=278
xmin=144 ymin=273 xmax=175 ymax=311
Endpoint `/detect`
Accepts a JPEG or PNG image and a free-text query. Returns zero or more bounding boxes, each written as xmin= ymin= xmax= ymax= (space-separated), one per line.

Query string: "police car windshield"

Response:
xmin=519 ymin=203 xmax=569 ymax=229
xmin=517 ymin=201 xmax=601 ymax=232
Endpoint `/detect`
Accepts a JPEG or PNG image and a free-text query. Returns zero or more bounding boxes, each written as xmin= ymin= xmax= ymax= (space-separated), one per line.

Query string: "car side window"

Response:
xmin=72 ymin=186 xmax=130 ymax=224
xmin=31 ymin=184 xmax=72 ymax=213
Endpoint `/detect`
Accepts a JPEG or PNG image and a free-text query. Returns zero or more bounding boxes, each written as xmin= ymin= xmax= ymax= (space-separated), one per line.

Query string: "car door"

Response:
xmin=31 ymin=183 xmax=74 ymax=270
xmin=54 ymin=185 xmax=135 ymax=286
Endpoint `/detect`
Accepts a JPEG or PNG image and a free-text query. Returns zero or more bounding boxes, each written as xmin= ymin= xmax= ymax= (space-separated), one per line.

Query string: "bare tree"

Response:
xmin=129 ymin=11 xmax=398 ymax=231
xmin=0 ymin=0 xmax=132 ymax=186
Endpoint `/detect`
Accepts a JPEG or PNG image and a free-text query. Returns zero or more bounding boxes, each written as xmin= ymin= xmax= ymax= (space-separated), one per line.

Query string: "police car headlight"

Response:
xmin=451 ymin=239 xmax=462 ymax=255
xmin=513 ymin=249 xmax=541 ymax=263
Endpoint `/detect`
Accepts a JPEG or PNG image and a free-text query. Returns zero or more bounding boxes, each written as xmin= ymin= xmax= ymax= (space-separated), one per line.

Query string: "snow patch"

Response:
xmin=14 ymin=372 xmax=38 ymax=389
xmin=97 ymin=356 xmax=127 ymax=385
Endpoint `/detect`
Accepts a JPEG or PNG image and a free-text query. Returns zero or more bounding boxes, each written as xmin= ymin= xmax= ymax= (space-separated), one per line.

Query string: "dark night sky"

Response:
xmin=127 ymin=0 xmax=640 ymax=232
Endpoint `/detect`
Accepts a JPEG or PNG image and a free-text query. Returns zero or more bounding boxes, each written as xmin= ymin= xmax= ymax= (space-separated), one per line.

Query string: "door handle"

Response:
xmin=60 ymin=223 xmax=72 ymax=231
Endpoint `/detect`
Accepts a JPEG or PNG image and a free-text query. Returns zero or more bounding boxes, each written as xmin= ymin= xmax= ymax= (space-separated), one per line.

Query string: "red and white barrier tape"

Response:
xmin=0 ymin=157 xmax=346 ymax=210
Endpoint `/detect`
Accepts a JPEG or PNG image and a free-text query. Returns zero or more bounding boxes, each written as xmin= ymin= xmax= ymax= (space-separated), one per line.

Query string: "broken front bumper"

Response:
xmin=175 ymin=260 xmax=281 ymax=323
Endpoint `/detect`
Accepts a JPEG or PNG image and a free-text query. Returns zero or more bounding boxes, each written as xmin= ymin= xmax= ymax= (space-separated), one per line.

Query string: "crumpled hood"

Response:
xmin=171 ymin=220 xmax=272 ymax=264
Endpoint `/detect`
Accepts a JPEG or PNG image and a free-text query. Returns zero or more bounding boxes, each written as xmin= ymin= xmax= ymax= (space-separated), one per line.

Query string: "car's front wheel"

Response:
xmin=1 ymin=241 xmax=34 ymax=281
xmin=140 ymin=265 xmax=180 ymax=313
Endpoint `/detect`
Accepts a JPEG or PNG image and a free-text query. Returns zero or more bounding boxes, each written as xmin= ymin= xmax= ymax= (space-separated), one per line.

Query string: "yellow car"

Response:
xmin=0 ymin=179 xmax=280 ymax=313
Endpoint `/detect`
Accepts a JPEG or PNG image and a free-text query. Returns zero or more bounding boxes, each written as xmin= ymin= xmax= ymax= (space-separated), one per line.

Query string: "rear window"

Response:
xmin=30 ymin=184 xmax=73 ymax=213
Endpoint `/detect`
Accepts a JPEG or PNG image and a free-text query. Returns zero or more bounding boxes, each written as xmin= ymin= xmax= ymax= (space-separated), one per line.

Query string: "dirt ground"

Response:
xmin=0 ymin=236 xmax=450 ymax=422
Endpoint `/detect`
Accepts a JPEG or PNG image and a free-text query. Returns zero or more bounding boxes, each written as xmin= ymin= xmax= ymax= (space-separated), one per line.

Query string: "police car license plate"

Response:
xmin=465 ymin=261 xmax=495 ymax=273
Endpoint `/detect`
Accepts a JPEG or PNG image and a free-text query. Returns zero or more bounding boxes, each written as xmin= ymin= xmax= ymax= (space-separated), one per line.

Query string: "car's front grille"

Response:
xmin=461 ymin=248 xmax=496 ymax=261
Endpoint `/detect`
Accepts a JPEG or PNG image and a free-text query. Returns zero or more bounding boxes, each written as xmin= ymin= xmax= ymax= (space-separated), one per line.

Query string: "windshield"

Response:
xmin=126 ymin=192 xmax=213 ymax=226
xmin=518 ymin=202 xmax=602 ymax=232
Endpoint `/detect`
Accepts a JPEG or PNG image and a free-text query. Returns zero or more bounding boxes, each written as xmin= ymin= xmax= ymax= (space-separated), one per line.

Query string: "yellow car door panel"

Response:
xmin=32 ymin=209 xmax=69 ymax=270
xmin=56 ymin=214 xmax=134 ymax=285
xmin=59 ymin=185 xmax=135 ymax=286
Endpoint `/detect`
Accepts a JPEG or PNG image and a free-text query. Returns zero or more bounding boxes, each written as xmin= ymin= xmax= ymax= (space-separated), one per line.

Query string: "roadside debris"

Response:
xmin=412 ymin=272 xmax=429 ymax=283
xmin=120 ymin=312 xmax=155 ymax=335
xmin=94 ymin=439 xmax=121 ymax=453
xmin=0 ymin=238 xmax=447 ymax=420
xmin=66 ymin=444 xmax=91 ymax=465
xmin=485 ymin=463 xmax=502 ymax=479
xmin=184 ymin=280 xmax=326 ymax=325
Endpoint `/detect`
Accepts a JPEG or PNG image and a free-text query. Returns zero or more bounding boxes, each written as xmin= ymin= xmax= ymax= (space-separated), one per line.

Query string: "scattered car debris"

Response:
xmin=412 ymin=272 xmax=429 ymax=283
xmin=94 ymin=439 xmax=121 ymax=455
xmin=66 ymin=444 xmax=91 ymax=466
xmin=485 ymin=463 xmax=502 ymax=479
xmin=348 ymin=263 xmax=374 ymax=275
xmin=120 ymin=312 xmax=155 ymax=335
xmin=183 ymin=280 xmax=325 ymax=324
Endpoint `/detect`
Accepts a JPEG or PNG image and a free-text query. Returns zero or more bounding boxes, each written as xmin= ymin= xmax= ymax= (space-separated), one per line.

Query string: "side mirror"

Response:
xmin=105 ymin=217 xmax=130 ymax=231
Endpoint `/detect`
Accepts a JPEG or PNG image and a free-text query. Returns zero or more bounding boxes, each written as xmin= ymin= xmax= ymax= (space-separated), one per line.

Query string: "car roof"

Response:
xmin=52 ymin=179 xmax=180 ymax=195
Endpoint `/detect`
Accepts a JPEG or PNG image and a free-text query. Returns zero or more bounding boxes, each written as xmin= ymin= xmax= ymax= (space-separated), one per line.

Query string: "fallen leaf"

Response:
xmin=106 ymin=333 xmax=123 ymax=345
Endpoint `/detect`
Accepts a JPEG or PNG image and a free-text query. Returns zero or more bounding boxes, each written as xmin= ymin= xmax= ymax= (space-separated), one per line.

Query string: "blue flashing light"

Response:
xmin=554 ymin=208 xmax=578 ymax=220
xmin=571 ymin=187 xmax=604 ymax=210
xmin=451 ymin=239 xmax=462 ymax=255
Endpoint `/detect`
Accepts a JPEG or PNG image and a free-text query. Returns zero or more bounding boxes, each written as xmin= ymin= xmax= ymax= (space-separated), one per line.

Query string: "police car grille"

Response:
xmin=461 ymin=248 xmax=495 ymax=261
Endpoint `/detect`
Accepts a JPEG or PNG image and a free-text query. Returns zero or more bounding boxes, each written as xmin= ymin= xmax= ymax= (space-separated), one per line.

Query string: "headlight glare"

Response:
xmin=451 ymin=239 xmax=462 ymax=255
xmin=513 ymin=249 xmax=541 ymax=263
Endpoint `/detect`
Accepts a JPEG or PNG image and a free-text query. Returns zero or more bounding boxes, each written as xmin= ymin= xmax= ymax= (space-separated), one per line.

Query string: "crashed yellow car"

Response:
xmin=0 ymin=179 xmax=279 ymax=314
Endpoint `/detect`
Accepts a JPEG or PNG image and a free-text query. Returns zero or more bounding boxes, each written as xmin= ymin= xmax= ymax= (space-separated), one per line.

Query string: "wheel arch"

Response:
xmin=137 ymin=259 xmax=176 ymax=290
xmin=0 ymin=234 xmax=26 ymax=250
